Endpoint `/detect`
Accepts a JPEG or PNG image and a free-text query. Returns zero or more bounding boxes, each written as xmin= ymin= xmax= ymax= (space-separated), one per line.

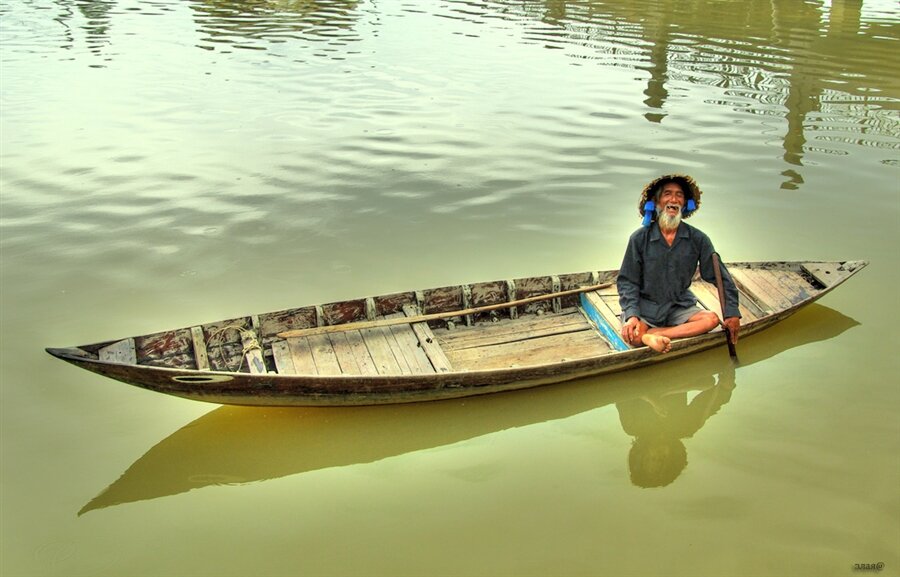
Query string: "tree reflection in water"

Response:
xmin=46 ymin=0 xmax=897 ymax=190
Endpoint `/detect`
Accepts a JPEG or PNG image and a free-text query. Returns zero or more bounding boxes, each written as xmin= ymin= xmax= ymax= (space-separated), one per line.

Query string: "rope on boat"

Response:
xmin=208 ymin=324 xmax=261 ymax=373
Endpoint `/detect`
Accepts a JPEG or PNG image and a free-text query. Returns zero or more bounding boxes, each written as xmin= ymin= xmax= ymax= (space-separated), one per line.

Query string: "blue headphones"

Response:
xmin=641 ymin=199 xmax=697 ymax=227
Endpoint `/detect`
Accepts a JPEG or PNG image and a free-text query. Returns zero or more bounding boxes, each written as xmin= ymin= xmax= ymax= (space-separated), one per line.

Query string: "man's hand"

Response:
xmin=621 ymin=316 xmax=648 ymax=347
xmin=723 ymin=317 xmax=740 ymax=345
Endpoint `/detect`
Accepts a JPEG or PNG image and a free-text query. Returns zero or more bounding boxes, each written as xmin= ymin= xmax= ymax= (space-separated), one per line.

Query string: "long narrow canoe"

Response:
xmin=46 ymin=260 xmax=866 ymax=406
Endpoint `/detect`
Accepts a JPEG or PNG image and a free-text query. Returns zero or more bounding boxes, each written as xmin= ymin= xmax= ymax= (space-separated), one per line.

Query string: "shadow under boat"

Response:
xmin=79 ymin=304 xmax=859 ymax=515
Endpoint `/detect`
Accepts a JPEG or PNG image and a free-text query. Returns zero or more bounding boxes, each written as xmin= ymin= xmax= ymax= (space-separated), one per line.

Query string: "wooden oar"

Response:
xmin=277 ymin=281 xmax=614 ymax=339
xmin=711 ymin=252 xmax=738 ymax=361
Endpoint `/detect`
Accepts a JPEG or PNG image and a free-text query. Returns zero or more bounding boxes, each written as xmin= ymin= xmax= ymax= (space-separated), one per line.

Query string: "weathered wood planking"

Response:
xmin=276 ymin=283 xmax=613 ymax=340
xmin=688 ymin=280 xmax=763 ymax=323
xmin=373 ymin=291 xmax=417 ymax=317
xmin=286 ymin=337 xmax=318 ymax=375
xmin=733 ymin=287 xmax=768 ymax=319
xmin=801 ymin=262 xmax=843 ymax=288
xmin=688 ymin=281 xmax=719 ymax=314
xmin=307 ymin=334 xmax=343 ymax=376
xmin=327 ymin=332 xmax=363 ymax=375
xmin=99 ymin=338 xmax=137 ymax=365
xmin=142 ymin=352 xmax=196 ymax=369
xmin=750 ymin=269 xmax=804 ymax=309
xmin=747 ymin=268 xmax=798 ymax=306
xmin=342 ymin=330 xmax=380 ymax=376
xmin=403 ymin=305 xmax=453 ymax=373
xmin=558 ymin=272 xmax=607 ymax=308
xmin=513 ymin=276 xmax=556 ymax=315
xmin=445 ymin=330 xmax=611 ymax=371
xmin=729 ymin=269 xmax=781 ymax=313
xmin=583 ymin=291 xmax=625 ymax=330
xmin=384 ymin=314 xmax=434 ymax=375
xmin=259 ymin=307 xmax=318 ymax=346
xmin=321 ymin=299 xmax=368 ymax=327
xmin=190 ymin=326 xmax=211 ymax=371
xmin=421 ymin=286 xmax=464 ymax=315
xmin=593 ymin=288 xmax=622 ymax=317
xmin=723 ymin=276 xmax=770 ymax=318
xmin=769 ymin=269 xmax=815 ymax=304
xmin=134 ymin=329 xmax=192 ymax=365
xmin=687 ymin=281 xmax=758 ymax=333
xmin=359 ymin=327 xmax=405 ymax=375
xmin=436 ymin=311 xmax=590 ymax=352
xmin=272 ymin=340 xmax=295 ymax=375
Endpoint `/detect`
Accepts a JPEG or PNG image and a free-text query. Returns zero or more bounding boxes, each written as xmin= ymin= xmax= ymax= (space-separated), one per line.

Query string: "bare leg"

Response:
xmin=647 ymin=311 xmax=720 ymax=340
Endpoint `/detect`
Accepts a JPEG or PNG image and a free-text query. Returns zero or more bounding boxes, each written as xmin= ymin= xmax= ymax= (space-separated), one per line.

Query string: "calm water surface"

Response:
xmin=2 ymin=1 xmax=898 ymax=576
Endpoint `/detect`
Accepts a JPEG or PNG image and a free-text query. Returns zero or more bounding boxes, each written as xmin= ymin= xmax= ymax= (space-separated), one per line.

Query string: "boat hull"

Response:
xmin=46 ymin=260 xmax=867 ymax=406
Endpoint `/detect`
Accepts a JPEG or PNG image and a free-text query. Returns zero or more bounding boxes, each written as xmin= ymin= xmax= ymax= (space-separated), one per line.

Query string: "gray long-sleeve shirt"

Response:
xmin=617 ymin=222 xmax=741 ymax=326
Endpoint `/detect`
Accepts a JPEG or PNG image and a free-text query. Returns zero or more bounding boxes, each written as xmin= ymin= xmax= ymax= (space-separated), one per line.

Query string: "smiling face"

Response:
xmin=655 ymin=181 xmax=687 ymax=231
xmin=658 ymin=181 xmax=686 ymax=213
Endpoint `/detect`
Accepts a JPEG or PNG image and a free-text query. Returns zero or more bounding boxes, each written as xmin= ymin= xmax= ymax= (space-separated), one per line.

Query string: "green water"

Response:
xmin=1 ymin=1 xmax=898 ymax=575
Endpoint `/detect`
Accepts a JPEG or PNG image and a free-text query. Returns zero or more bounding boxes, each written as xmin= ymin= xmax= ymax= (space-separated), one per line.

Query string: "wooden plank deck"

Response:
xmin=443 ymin=329 xmax=611 ymax=371
xmin=437 ymin=311 xmax=590 ymax=352
xmin=403 ymin=305 xmax=453 ymax=373
xmin=768 ymin=269 xmax=816 ymax=304
xmin=359 ymin=326 xmax=407 ymax=375
xmin=273 ymin=312 xmax=452 ymax=376
xmin=730 ymin=269 xmax=780 ymax=313
xmin=435 ymin=309 xmax=611 ymax=371
xmin=99 ymin=338 xmax=137 ymax=365
xmin=689 ymin=280 xmax=762 ymax=322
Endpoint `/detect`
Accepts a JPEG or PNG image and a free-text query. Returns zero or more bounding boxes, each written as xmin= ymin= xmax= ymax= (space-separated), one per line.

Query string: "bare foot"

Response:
xmin=642 ymin=333 xmax=672 ymax=354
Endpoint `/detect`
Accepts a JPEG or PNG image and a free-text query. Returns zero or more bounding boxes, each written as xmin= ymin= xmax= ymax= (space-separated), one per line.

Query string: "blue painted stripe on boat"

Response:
xmin=580 ymin=293 xmax=631 ymax=351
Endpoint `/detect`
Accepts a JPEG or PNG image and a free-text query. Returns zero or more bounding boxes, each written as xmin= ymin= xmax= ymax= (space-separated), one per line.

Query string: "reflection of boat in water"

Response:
xmin=79 ymin=304 xmax=858 ymax=514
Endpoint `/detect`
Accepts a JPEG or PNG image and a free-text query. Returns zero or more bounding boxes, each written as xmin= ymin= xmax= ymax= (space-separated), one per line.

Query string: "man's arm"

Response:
xmin=617 ymin=231 xmax=644 ymax=323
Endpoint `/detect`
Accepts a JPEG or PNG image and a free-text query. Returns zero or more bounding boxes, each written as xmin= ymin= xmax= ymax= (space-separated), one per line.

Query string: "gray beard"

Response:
xmin=656 ymin=207 xmax=682 ymax=231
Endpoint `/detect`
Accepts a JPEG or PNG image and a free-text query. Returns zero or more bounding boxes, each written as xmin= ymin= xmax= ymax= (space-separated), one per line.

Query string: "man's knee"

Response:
xmin=695 ymin=311 xmax=720 ymax=332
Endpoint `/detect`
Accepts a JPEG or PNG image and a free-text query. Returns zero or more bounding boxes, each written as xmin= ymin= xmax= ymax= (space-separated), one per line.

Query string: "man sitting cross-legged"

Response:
xmin=617 ymin=174 xmax=741 ymax=354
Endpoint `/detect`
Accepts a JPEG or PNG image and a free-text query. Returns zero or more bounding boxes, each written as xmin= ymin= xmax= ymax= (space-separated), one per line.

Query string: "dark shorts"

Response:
xmin=625 ymin=304 xmax=704 ymax=328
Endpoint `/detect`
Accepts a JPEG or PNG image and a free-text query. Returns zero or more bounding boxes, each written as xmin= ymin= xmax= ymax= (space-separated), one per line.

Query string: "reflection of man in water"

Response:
xmin=616 ymin=366 xmax=735 ymax=488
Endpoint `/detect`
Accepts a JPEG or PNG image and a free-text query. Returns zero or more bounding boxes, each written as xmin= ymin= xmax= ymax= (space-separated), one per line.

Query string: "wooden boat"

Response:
xmin=46 ymin=260 xmax=866 ymax=406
